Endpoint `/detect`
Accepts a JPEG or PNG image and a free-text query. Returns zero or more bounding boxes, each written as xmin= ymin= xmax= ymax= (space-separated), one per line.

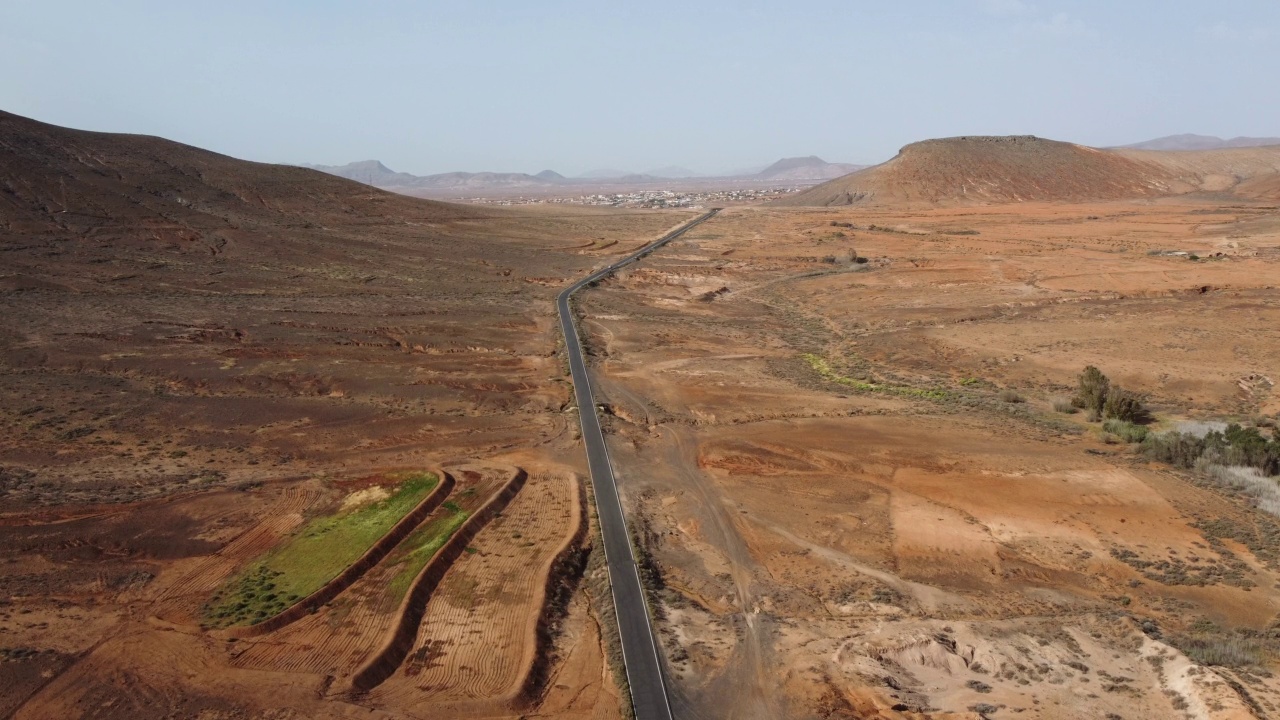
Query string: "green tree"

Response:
xmin=1074 ymin=366 xmax=1110 ymax=416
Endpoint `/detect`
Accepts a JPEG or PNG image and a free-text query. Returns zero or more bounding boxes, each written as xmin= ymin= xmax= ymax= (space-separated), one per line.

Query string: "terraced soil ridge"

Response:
xmin=223 ymin=468 xmax=504 ymax=679
xmin=368 ymin=471 xmax=587 ymax=707
xmin=515 ymin=474 xmax=590 ymax=704
xmin=347 ymin=466 xmax=529 ymax=693
xmin=219 ymin=469 xmax=455 ymax=639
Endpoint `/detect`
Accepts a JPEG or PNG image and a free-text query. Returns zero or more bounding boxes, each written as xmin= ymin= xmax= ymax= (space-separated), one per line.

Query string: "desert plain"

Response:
xmin=4 ymin=112 xmax=1280 ymax=720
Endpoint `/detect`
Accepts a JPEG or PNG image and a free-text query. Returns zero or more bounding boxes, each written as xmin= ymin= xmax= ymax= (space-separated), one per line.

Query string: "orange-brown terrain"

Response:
xmin=582 ymin=194 xmax=1280 ymax=718
xmin=5 ymin=110 xmax=1280 ymax=720
xmin=0 ymin=110 xmax=686 ymax=719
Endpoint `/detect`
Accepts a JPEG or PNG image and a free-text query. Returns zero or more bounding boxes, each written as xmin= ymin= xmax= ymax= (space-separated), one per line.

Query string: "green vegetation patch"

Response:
xmin=204 ymin=471 xmax=438 ymax=628
xmin=802 ymin=353 xmax=950 ymax=401
xmin=1102 ymin=419 xmax=1148 ymax=443
xmin=385 ymin=504 xmax=470 ymax=603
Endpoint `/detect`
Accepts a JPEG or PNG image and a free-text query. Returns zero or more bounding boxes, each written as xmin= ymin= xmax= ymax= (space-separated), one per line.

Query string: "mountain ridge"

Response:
xmin=307 ymin=155 xmax=869 ymax=192
xmin=1120 ymin=134 xmax=1280 ymax=151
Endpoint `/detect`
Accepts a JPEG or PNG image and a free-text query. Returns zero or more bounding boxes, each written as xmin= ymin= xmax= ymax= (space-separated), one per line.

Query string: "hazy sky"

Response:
xmin=3 ymin=1 xmax=1277 ymax=175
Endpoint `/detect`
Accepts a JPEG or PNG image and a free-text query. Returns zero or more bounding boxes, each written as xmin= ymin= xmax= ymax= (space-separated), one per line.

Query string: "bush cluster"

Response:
xmin=1143 ymin=424 xmax=1280 ymax=476
xmin=1072 ymin=366 xmax=1146 ymax=422
xmin=1103 ymin=419 xmax=1148 ymax=443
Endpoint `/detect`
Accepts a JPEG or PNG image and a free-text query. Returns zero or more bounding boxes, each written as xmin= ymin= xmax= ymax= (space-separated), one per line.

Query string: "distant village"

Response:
xmin=456 ymin=186 xmax=802 ymax=208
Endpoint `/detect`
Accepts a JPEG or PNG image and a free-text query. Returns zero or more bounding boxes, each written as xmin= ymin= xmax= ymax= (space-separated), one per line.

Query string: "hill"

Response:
xmin=304 ymin=159 xmax=421 ymax=186
xmin=0 ymin=111 xmax=482 ymax=248
xmin=1122 ymin=134 xmax=1280 ymax=151
xmin=756 ymin=155 xmax=867 ymax=181
xmin=778 ymin=135 xmax=1280 ymax=206
xmin=645 ymin=165 xmax=700 ymax=178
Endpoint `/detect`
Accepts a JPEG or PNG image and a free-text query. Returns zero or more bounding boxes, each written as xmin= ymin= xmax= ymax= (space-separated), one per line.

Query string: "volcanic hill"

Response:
xmin=0 ymin=111 xmax=486 ymax=245
xmin=778 ymin=134 xmax=1280 ymax=206
xmin=0 ymin=107 xmax=674 ymax=507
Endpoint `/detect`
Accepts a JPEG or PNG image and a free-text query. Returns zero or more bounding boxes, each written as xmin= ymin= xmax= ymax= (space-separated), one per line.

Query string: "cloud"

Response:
xmin=979 ymin=0 xmax=1036 ymax=18
xmin=1030 ymin=11 xmax=1098 ymax=39
xmin=978 ymin=2 xmax=1097 ymax=40
xmin=1197 ymin=21 xmax=1273 ymax=43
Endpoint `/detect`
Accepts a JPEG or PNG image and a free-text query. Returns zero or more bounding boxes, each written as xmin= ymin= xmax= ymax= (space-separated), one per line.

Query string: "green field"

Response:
xmin=802 ymin=353 xmax=950 ymax=401
xmin=385 ymin=501 xmax=470 ymax=603
xmin=204 ymin=471 xmax=438 ymax=628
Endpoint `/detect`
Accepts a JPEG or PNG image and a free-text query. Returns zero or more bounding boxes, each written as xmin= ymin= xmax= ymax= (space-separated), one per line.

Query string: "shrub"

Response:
xmin=966 ymin=680 xmax=993 ymax=693
xmin=1103 ymin=387 xmax=1146 ymax=423
xmin=1174 ymin=632 xmax=1269 ymax=668
xmin=1197 ymin=461 xmax=1280 ymax=516
xmin=1142 ymin=432 xmax=1206 ymax=468
xmin=1052 ymin=396 xmax=1077 ymax=414
xmin=1103 ymin=419 xmax=1148 ymax=443
xmin=1074 ymin=366 xmax=1110 ymax=415
xmin=1145 ymin=426 xmax=1280 ymax=477
xmin=998 ymin=389 xmax=1024 ymax=403
xmin=1206 ymin=424 xmax=1280 ymax=476
xmin=1072 ymin=366 xmax=1146 ymax=422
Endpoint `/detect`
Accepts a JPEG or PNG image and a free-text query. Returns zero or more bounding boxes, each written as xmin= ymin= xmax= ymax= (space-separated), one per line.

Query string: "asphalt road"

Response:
xmin=557 ymin=209 xmax=719 ymax=720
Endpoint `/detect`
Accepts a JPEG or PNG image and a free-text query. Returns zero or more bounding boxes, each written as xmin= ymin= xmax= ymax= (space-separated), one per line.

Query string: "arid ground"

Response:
xmin=0 ymin=110 xmax=695 ymax=719
xmin=581 ymin=199 xmax=1280 ymax=719
xmin=4 ymin=111 xmax=1280 ymax=720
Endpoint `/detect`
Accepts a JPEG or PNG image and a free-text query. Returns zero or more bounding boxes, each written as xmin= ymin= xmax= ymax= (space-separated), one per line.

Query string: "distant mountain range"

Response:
xmin=302 ymin=161 xmax=553 ymax=191
xmin=1120 ymin=134 xmax=1280 ymax=151
xmin=304 ymin=156 xmax=867 ymax=193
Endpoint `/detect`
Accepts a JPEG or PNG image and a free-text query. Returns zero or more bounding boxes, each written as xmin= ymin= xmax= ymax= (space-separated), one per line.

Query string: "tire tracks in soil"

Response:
xmin=657 ymin=425 xmax=780 ymax=720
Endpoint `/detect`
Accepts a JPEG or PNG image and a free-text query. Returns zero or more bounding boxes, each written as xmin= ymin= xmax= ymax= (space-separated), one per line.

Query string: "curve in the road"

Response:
xmin=557 ymin=209 xmax=719 ymax=720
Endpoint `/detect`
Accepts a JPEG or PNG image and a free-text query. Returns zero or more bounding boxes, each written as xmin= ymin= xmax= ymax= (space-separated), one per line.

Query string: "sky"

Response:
xmin=2 ymin=1 xmax=1278 ymax=176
